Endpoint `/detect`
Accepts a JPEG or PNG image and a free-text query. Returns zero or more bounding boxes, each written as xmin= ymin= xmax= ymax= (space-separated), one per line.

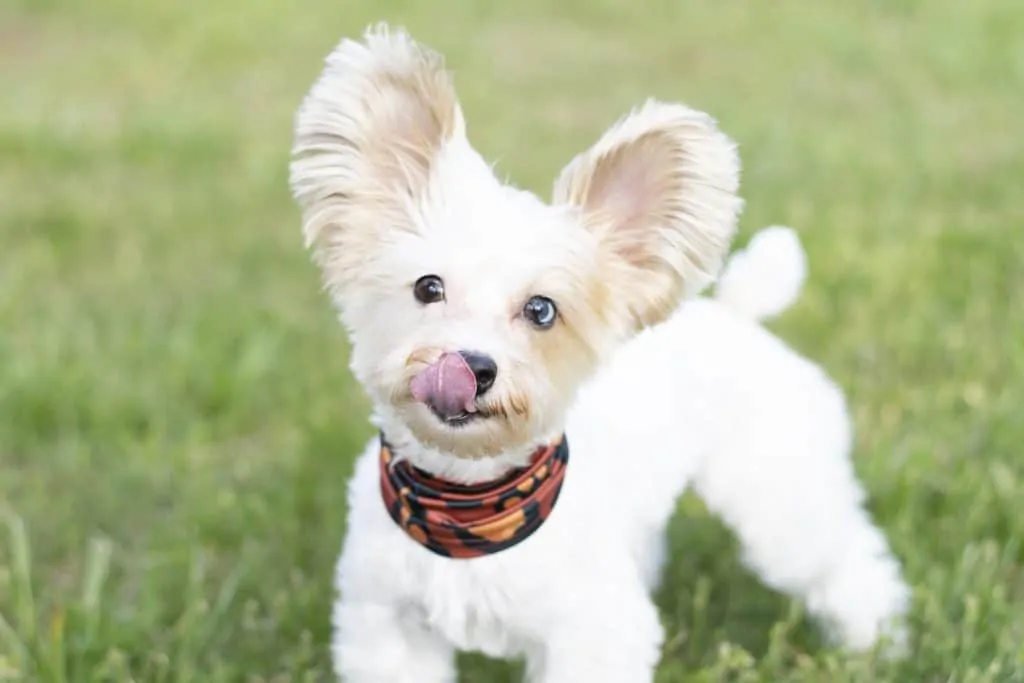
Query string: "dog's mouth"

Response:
xmin=410 ymin=352 xmax=495 ymax=429
xmin=428 ymin=404 xmax=491 ymax=428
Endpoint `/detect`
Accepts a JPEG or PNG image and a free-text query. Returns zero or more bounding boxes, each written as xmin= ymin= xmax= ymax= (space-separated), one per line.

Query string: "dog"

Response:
xmin=288 ymin=24 xmax=910 ymax=682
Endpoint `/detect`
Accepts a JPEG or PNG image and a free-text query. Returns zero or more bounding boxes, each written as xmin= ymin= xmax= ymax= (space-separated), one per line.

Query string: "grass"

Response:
xmin=2 ymin=0 xmax=1023 ymax=680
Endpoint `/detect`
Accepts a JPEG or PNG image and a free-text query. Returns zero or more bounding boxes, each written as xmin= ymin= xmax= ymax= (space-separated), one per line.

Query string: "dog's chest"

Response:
xmin=402 ymin=552 xmax=535 ymax=657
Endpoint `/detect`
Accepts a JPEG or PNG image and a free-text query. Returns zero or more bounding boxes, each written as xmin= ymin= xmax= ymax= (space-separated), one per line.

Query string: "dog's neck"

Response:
xmin=371 ymin=411 xmax=562 ymax=485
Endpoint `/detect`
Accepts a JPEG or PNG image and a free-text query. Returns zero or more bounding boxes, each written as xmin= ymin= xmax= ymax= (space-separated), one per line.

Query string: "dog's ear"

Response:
xmin=552 ymin=101 xmax=743 ymax=330
xmin=290 ymin=24 xmax=460 ymax=297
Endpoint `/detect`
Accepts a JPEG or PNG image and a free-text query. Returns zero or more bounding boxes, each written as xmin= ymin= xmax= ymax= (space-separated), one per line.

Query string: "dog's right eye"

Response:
xmin=413 ymin=275 xmax=446 ymax=304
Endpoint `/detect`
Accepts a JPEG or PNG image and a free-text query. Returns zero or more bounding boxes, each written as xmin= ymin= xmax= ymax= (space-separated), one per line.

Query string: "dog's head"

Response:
xmin=290 ymin=25 xmax=742 ymax=458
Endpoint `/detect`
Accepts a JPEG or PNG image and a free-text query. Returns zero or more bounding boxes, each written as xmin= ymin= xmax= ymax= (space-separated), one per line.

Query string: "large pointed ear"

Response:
xmin=289 ymin=24 xmax=460 ymax=298
xmin=553 ymin=101 xmax=742 ymax=330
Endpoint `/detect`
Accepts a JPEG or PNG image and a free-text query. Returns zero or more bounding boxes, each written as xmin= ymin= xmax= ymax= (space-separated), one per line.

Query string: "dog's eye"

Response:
xmin=413 ymin=275 xmax=445 ymax=304
xmin=523 ymin=296 xmax=557 ymax=329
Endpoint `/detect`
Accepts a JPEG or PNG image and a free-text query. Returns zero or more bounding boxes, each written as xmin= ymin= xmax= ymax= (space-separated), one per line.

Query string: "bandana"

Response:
xmin=379 ymin=434 xmax=570 ymax=559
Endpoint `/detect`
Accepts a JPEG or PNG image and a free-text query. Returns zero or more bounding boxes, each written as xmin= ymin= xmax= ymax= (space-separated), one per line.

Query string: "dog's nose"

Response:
xmin=458 ymin=351 xmax=497 ymax=397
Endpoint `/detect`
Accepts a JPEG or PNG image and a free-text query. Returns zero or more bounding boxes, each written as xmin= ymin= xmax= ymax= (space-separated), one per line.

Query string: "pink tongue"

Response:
xmin=410 ymin=352 xmax=478 ymax=417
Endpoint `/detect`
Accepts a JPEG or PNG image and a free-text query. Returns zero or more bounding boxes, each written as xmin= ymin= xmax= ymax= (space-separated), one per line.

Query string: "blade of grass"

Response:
xmin=3 ymin=512 xmax=35 ymax=641
xmin=0 ymin=610 xmax=27 ymax=672
xmin=80 ymin=536 xmax=113 ymax=645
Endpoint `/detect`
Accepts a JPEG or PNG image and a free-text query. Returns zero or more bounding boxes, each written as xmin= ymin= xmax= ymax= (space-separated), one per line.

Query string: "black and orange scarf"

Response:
xmin=379 ymin=434 xmax=570 ymax=559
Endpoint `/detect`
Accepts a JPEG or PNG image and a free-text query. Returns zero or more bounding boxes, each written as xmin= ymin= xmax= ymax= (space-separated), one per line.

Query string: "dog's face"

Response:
xmin=290 ymin=25 xmax=742 ymax=458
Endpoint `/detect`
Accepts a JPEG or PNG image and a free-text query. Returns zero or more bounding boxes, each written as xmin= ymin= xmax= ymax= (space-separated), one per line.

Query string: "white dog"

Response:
xmin=289 ymin=24 xmax=910 ymax=682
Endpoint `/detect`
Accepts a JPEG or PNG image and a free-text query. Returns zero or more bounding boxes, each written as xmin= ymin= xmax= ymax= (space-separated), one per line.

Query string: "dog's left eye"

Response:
xmin=523 ymin=296 xmax=557 ymax=329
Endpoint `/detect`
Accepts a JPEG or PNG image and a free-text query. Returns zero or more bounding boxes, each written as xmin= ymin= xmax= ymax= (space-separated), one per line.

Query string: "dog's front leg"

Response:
xmin=332 ymin=599 xmax=456 ymax=683
xmin=527 ymin=590 xmax=664 ymax=683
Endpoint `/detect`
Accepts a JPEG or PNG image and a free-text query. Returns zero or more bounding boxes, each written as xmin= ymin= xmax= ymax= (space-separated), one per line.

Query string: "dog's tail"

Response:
xmin=713 ymin=225 xmax=807 ymax=322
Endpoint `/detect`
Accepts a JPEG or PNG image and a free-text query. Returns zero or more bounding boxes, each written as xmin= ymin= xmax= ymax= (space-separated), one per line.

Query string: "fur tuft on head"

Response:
xmin=553 ymin=101 xmax=743 ymax=331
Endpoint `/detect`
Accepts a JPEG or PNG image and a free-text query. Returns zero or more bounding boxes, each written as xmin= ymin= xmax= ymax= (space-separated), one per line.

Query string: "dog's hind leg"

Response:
xmin=688 ymin=384 xmax=910 ymax=654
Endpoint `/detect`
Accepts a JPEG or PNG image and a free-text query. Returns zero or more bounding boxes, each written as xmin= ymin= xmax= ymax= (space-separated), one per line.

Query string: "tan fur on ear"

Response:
xmin=553 ymin=100 xmax=743 ymax=329
xmin=289 ymin=24 xmax=460 ymax=296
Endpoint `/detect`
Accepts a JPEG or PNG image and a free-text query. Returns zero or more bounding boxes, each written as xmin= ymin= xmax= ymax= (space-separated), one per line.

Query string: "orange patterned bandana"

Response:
xmin=379 ymin=434 xmax=570 ymax=559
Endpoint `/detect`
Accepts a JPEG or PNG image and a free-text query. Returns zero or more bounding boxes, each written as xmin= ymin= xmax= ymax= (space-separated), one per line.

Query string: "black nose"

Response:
xmin=458 ymin=351 xmax=497 ymax=397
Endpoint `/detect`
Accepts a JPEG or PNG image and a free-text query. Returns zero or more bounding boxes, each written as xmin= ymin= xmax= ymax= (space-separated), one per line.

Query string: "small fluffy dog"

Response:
xmin=289 ymin=24 xmax=909 ymax=682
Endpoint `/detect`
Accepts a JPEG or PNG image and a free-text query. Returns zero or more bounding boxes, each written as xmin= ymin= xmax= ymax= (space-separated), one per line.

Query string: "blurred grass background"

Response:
xmin=1 ymin=0 xmax=1023 ymax=680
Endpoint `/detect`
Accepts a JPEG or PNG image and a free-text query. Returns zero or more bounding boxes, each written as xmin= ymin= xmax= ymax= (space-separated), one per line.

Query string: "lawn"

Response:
xmin=1 ymin=0 xmax=1023 ymax=680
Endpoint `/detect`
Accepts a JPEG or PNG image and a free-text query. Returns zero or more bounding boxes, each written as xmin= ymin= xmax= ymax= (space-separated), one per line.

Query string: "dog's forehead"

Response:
xmin=414 ymin=183 xmax=583 ymax=278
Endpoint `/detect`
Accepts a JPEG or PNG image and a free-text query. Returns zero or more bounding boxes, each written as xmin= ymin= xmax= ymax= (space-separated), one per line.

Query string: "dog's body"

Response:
xmin=289 ymin=26 xmax=909 ymax=682
xmin=330 ymin=233 xmax=908 ymax=682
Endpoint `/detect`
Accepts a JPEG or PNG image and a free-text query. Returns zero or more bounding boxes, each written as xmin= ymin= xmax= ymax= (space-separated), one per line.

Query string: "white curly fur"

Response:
xmin=290 ymin=24 xmax=910 ymax=683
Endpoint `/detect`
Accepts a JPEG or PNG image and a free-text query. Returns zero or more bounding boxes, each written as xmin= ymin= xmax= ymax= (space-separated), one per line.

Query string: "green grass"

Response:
xmin=2 ymin=0 xmax=1023 ymax=680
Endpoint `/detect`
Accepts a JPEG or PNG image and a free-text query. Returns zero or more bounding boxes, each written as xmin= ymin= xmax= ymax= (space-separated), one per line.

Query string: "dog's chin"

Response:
xmin=396 ymin=402 xmax=490 ymax=433
xmin=395 ymin=402 xmax=520 ymax=458
xmin=421 ymin=400 xmax=507 ymax=433
xmin=428 ymin=406 xmax=488 ymax=429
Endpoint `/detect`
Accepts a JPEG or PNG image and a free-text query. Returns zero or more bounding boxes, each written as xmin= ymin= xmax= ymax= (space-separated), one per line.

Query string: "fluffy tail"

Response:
xmin=714 ymin=225 xmax=807 ymax=321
